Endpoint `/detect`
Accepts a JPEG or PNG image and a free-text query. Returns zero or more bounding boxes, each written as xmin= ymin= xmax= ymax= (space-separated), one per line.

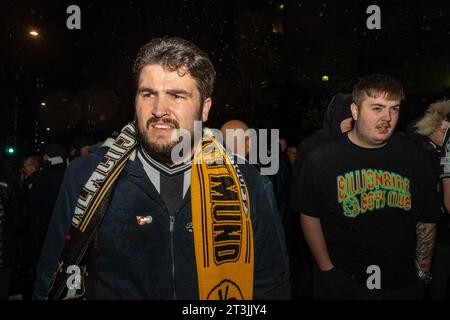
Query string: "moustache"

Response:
xmin=376 ymin=123 xmax=391 ymax=129
xmin=146 ymin=117 xmax=180 ymax=130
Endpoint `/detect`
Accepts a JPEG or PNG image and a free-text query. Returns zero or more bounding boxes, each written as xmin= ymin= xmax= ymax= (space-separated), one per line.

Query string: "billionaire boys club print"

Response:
xmin=337 ymin=169 xmax=411 ymax=218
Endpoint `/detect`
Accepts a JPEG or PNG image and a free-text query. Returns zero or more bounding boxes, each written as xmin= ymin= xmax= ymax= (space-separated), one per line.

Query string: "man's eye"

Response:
xmin=173 ymin=94 xmax=185 ymax=99
xmin=392 ymin=107 xmax=400 ymax=113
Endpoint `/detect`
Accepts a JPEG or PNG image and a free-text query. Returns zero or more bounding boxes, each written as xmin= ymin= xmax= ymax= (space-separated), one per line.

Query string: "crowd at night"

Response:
xmin=1 ymin=0 xmax=450 ymax=305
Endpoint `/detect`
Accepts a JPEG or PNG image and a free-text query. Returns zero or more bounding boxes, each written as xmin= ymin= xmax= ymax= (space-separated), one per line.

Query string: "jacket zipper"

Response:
xmin=169 ymin=215 xmax=176 ymax=299
xmin=126 ymin=175 xmax=178 ymax=299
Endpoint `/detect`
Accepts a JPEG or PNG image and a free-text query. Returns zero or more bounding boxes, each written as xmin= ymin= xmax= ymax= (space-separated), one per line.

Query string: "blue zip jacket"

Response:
xmin=33 ymin=142 xmax=290 ymax=299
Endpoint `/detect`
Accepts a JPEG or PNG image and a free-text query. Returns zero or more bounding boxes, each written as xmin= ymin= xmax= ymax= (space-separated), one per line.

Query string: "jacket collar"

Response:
xmin=91 ymin=141 xmax=192 ymax=213
xmin=121 ymin=152 xmax=166 ymax=207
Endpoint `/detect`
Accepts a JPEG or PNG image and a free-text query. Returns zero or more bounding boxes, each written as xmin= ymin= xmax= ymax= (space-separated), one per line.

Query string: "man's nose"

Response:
xmin=152 ymin=96 xmax=169 ymax=117
xmin=382 ymin=109 xmax=392 ymax=122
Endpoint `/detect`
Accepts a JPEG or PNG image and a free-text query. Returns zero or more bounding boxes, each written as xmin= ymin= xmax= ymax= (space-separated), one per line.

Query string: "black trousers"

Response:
xmin=313 ymin=264 xmax=425 ymax=300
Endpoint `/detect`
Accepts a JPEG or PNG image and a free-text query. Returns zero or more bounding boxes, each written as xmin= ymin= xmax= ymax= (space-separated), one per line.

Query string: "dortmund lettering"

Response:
xmin=214 ymin=244 xmax=240 ymax=263
xmin=212 ymin=204 xmax=242 ymax=221
xmin=208 ymin=168 xmax=244 ymax=264
xmin=213 ymin=224 xmax=241 ymax=242
xmin=210 ymin=176 xmax=239 ymax=201
xmin=212 ymin=204 xmax=242 ymax=264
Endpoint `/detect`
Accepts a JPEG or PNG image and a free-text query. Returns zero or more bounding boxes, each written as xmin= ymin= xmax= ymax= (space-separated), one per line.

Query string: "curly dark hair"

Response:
xmin=133 ymin=37 xmax=216 ymax=104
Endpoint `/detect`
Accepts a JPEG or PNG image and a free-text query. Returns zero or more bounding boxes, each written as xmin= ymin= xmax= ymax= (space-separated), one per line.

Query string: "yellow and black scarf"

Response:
xmin=192 ymin=129 xmax=254 ymax=300
xmin=48 ymin=124 xmax=254 ymax=300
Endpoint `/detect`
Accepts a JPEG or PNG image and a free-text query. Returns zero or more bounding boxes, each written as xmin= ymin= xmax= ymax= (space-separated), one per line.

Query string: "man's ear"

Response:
xmin=201 ymin=98 xmax=212 ymax=122
xmin=350 ymin=102 xmax=359 ymax=121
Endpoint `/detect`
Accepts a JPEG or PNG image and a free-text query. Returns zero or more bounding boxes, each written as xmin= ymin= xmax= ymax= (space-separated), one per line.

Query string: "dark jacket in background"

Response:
xmin=27 ymin=160 xmax=66 ymax=268
xmin=0 ymin=158 xmax=24 ymax=299
xmin=0 ymin=158 xmax=23 ymax=269
xmin=266 ymin=151 xmax=290 ymax=222
xmin=405 ymin=119 xmax=442 ymax=181
xmin=292 ymin=93 xmax=353 ymax=184
xmin=23 ymin=170 xmax=41 ymax=212
xmin=405 ymin=120 xmax=450 ymax=246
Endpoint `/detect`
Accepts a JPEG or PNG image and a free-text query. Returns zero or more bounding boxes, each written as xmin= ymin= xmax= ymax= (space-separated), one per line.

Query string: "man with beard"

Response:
xmin=33 ymin=37 xmax=290 ymax=300
xmin=292 ymin=74 xmax=440 ymax=299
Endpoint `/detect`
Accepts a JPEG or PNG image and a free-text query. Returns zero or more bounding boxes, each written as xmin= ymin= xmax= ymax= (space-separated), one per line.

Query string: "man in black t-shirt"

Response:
xmin=292 ymin=74 xmax=440 ymax=299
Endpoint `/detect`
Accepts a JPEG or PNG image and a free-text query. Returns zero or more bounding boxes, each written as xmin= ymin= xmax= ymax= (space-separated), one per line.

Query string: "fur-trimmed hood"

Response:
xmin=415 ymin=100 xmax=450 ymax=136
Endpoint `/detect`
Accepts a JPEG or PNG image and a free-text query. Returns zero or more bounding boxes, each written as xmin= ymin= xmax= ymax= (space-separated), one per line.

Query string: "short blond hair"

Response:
xmin=415 ymin=100 xmax=450 ymax=136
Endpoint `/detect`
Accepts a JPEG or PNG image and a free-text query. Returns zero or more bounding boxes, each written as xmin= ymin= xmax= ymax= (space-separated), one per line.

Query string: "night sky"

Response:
xmin=2 ymin=0 xmax=450 ymax=157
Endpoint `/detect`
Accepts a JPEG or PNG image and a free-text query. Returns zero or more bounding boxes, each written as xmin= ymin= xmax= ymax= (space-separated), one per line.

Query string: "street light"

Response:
xmin=5 ymin=136 xmax=16 ymax=156
xmin=29 ymin=30 xmax=39 ymax=37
